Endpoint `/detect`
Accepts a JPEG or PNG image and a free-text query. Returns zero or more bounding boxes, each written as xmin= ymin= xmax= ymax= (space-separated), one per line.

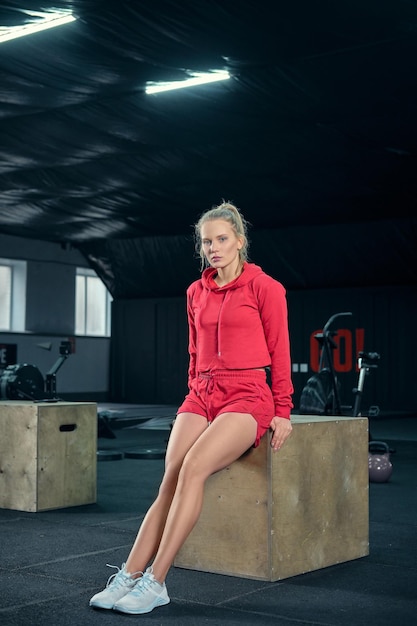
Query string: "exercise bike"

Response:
xmin=299 ymin=312 xmax=380 ymax=418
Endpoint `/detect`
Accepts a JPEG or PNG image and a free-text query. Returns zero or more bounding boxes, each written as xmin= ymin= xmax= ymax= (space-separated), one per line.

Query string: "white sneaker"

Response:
xmin=89 ymin=563 xmax=141 ymax=610
xmin=113 ymin=567 xmax=170 ymax=614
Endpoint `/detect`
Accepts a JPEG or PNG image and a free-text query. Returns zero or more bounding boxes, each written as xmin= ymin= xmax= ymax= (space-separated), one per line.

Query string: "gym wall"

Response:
xmin=0 ymin=234 xmax=110 ymax=402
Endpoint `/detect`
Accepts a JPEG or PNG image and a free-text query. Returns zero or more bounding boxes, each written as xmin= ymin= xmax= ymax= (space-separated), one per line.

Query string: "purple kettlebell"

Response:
xmin=368 ymin=441 xmax=393 ymax=483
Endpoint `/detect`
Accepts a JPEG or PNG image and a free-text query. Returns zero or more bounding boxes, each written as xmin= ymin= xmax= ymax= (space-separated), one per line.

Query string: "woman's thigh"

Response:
xmin=181 ymin=411 xmax=258 ymax=481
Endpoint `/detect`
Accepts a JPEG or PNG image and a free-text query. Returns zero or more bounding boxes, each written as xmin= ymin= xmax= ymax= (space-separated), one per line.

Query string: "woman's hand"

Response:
xmin=270 ymin=416 xmax=292 ymax=452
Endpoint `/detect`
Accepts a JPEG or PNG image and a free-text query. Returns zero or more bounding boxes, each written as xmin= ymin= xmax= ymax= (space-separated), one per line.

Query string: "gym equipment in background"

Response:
xmin=0 ymin=363 xmax=45 ymax=401
xmin=0 ymin=340 xmax=72 ymax=401
xmin=352 ymin=351 xmax=380 ymax=418
xmin=368 ymin=441 xmax=393 ymax=483
xmin=299 ymin=312 xmax=380 ymax=418
xmin=299 ymin=312 xmax=352 ymax=415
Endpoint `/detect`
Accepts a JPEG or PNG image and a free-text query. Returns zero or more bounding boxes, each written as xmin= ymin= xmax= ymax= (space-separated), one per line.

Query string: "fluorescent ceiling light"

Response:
xmin=0 ymin=10 xmax=76 ymax=44
xmin=145 ymin=70 xmax=231 ymax=94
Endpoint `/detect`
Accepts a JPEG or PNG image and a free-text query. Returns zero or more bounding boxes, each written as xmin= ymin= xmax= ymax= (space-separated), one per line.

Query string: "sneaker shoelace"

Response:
xmin=105 ymin=563 xmax=143 ymax=590
xmin=130 ymin=571 xmax=158 ymax=597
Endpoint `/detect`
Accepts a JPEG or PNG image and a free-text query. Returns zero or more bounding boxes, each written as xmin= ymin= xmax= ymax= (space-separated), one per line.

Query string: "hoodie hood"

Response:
xmin=201 ymin=262 xmax=264 ymax=292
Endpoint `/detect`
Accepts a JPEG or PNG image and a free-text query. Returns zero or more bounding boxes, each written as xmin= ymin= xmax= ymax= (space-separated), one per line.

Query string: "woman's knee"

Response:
xmin=177 ymin=450 xmax=210 ymax=488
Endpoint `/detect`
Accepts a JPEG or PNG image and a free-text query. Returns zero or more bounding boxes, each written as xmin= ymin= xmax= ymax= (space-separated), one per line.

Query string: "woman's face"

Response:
xmin=200 ymin=219 xmax=243 ymax=271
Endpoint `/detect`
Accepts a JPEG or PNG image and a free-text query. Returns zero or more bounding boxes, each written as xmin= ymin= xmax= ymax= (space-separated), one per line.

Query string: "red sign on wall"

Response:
xmin=310 ymin=328 xmax=365 ymax=373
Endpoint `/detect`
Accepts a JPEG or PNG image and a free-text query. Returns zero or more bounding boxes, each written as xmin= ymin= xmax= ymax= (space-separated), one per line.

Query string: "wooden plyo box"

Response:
xmin=175 ymin=415 xmax=369 ymax=581
xmin=0 ymin=401 xmax=97 ymax=512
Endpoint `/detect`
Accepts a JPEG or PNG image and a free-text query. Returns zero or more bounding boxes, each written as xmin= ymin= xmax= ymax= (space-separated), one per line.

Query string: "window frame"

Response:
xmin=75 ymin=267 xmax=112 ymax=337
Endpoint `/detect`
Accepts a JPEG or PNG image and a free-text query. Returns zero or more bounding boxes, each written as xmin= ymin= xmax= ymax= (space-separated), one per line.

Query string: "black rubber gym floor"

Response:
xmin=1 ymin=409 xmax=416 ymax=626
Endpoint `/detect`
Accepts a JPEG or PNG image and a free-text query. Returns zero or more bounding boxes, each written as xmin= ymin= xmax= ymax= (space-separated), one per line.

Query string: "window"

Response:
xmin=0 ymin=258 xmax=26 ymax=331
xmin=75 ymin=268 xmax=112 ymax=336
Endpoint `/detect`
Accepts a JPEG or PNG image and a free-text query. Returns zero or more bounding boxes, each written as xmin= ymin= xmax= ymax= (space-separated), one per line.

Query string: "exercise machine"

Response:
xmin=0 ymin=340 xmax=72 ymax=401
xmin=299 ymin=312 xmax=380 ymax=418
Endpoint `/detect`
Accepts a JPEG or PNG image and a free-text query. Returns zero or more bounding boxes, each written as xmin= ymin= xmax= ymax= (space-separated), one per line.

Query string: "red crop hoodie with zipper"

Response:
xmin=186 ymin=262 xmax=293 ymax=419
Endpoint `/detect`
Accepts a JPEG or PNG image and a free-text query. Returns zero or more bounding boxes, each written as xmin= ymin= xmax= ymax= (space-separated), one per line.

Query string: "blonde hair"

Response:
xmin=194 ymin=201 xmax=249 ymax=270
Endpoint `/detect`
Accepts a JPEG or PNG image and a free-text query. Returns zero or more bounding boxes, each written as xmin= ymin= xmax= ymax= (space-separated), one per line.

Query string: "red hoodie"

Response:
xmin=186 ymin=262 xmax=293 ymax=419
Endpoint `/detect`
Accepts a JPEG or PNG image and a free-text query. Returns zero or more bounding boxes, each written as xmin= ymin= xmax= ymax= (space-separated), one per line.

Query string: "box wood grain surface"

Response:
xmin=0 ymin=401 xmax=97 ymax=512
xmin=175 ymin=415 xmax=369 ymax=581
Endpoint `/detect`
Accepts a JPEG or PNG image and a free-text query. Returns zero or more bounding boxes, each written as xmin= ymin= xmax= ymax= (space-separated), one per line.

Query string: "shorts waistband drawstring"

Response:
xmin=198 ymin=374 xmax=215 ymax=394
xmin=196 ymin=369 xmax=266 ymax=394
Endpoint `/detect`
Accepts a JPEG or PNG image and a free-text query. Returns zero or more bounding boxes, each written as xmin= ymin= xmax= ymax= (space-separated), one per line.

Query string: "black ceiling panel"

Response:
xmin=0 ymin=0 xmax=416 ymax=295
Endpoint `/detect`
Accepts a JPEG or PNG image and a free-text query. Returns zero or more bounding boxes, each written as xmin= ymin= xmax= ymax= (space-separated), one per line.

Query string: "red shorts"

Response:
xmin=177 ymin=369 xmax=274 ymax=447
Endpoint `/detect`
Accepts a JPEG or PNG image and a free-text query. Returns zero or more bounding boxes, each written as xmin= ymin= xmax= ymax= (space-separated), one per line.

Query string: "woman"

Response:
xmin=90 ymin=201 xmax=293 ymax=615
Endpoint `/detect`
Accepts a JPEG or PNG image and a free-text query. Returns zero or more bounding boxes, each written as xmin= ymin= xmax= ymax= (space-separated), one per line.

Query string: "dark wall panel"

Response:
xmin=110 ymin=286 xmax=417 ymax=413
xmin=110 ymin=298 xmax=188 ymax=404
xmin=26 ymin=262 xmax=76 ymax=334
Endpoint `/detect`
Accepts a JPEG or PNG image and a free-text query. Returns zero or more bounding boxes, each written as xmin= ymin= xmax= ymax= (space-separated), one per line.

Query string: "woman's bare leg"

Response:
xmin=150 ymin=411 xmax=258 ymax=583
xmin=124 ymin=412 xmax=208 ymax=575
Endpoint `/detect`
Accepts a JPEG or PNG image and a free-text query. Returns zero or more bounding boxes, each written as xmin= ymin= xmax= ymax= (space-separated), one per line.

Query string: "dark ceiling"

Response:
xmin=0 ymin=0 xmax=416 ymax=297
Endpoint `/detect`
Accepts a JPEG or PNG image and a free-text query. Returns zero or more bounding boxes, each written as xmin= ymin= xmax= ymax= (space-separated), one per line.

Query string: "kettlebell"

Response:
xmin=368 ymin=441 xmax=393 ymax=483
